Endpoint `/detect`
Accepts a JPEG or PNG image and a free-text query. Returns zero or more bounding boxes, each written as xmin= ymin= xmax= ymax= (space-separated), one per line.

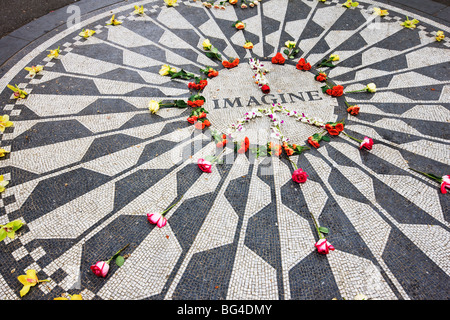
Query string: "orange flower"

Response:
xmin=222 ymin=58 xmax=240 ymax=69
xmin=347 ymin=105 xmax=360 ymax=115
xmin=235 ymin=22 xmax=245 ymax=30
xmin=285 ymin=148 xmax=294 ymax=156
xmin=307 ymin=137 xmax=320 ymax=148
xmin=194 ymin=121 xmax=206 ymax=130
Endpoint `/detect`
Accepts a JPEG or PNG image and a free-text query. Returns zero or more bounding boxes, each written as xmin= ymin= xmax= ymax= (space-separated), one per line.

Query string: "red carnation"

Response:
xmin=296 ymin=58 xmax=311 ymax=71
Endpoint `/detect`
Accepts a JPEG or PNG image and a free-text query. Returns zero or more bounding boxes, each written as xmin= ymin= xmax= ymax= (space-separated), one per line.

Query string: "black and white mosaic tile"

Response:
xmin=0 ymin=0 xmax=449 ymax=300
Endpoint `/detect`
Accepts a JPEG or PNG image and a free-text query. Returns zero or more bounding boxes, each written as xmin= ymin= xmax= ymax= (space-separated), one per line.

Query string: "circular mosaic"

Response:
xmin=0 ymin=0 xmax=449 ymax=301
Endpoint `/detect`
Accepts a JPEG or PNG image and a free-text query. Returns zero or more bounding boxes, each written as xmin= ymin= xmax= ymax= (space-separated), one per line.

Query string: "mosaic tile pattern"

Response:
xmin=0 ymin=0 xmax=449 ymax=300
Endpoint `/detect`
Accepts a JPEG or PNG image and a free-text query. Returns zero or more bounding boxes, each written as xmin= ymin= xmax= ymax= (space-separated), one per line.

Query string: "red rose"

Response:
xmin=271 ymin=52 xmax=286 ymax=65
xmin=261 ymin=85 xmax=270 ymax=94
xmin=203 ymin=119 xmax=211 ymax=127
xmin=197 ymin=158 xmax=212 ymax=173
xmin=359 ymin=137 xmax=374 ymax=150
xmin=327 ymin=128 xmax=339 ymax=135
xmin=292 ymin=168 xmax=308 ymax=183
xmin=335 ymin=123 xmax=344 ymax=132
xmin=315 ymin=239 xmax=335 ymax=254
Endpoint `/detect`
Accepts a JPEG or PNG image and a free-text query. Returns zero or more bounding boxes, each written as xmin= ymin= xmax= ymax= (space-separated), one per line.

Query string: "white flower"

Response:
xmin=366 ymin=83 xmax=377 ymax=93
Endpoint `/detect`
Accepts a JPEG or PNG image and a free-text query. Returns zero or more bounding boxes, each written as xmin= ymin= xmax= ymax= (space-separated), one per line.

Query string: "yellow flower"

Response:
xmin=148 ymin=100 xmax=160 ymax=114
xmin=107 ymin=14 xmax=122 ymax=26
xmin=17 ymin=270 xmax=49 ymax=297
xmin=7 ymin=84 xmax=28 ymax=99
xmin=373 ymin=7 xmax=388 ymax=16
xmin=47 ymin=47 xmax=60 ymax=59
xmin=329 ymin=54 xmax=339 ymax=61
xmin=159 ymin=64 xmax=176 ymax=76
xmin=285 ymin=40 xmax=296 ymax=49
xmin=54 ymin=294 xmax=83 ymax=300
xmin=202 ymin=39 xmax=212 ymax=50
xmin=343 ymin=0 xmax=359 ymax=8
xmin=0 ymin=175 xmax=9 ymax=193
xmin=0 ymin=115 xmax=14 ymax=132
xmin=164 ymin=0 xmax=178 ymax=6
xmin=436 ymin=31 xmax=445 ymax=42
xmin=401 ymin=16 xmax=419 ymax=29
xmin=24 ymin=65 xmax=44 ymax=77
xmin=243 ymin=41 xmax=253 ymax=49
xmin=0 ymin=148 xmax=10 ymax=157
xmin=133 ymin=5 xmax=144 ymax=15
xmin=79 ymin=29 xmax=96 ymax=38
xmin=229 ymin=0 xmax=238 ymax=4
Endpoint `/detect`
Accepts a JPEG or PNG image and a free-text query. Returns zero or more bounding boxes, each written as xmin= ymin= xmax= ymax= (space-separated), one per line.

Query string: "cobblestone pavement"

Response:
xmin=0 ymin=0 xmax=449 ymax=301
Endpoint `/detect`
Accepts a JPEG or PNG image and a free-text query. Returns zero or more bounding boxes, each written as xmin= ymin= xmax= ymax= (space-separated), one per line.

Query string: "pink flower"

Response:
xmin=197 ymin=158 xmax=212 ymax=173
xmin=147 ymin=212 xmax=167 ymax=228
xmin=292 ymin=168 xmax=308 ymax=183
xmin=315 ymin=239 xmax=335 ymax=254
xmin=90 ymin=261 xmax=110 ymax=277
xmin=441 ymin=175 xmax=450 ymax=194
xmin=359 ymin=137 xmax=373 ymax=150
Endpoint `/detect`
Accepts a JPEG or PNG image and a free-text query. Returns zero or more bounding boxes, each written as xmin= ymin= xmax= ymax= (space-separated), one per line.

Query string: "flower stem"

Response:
xmin=288 ymin=157 xmax=298 ymax=170
xmin=408 ymin=168 xmax=442 ymax=182
xmin=308 ymin=211 xmax=323 ymax=239
xmin=345 ymin=89 xmax=366 ymax=93
xmin=344 ymin=100 xmax=351 ymax=107
xmin=162 ymin=195 xmax=185 ymax=216
xmin=342 ymin=131 xmax=362 ymax=143
xmin=108 ymin=243 xmax=130 ymax=263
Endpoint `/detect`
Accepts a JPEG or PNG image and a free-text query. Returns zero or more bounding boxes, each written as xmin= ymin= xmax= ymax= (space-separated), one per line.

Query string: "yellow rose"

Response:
xmin=159 ymin=64 xmax=176 ymax=76
xmin=285 ymin=40 xmax=296 ymax=49
xmin=329 ymin=54 xmax=339 ymax=61
xmin=164 ymin=0 xmax=177 ymax=6
xmin=202 ymin=39 xmax=212 ymax=50
xmin=148 ymin=100 xmax=160 ymax=114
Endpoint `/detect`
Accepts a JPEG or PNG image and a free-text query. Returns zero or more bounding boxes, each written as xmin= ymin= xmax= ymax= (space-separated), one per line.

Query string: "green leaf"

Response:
xmin=321 ymin=85 xmax=329 ymax=93
xmin=115 ymin=255 xmax=125 ymax=267
xmin=288 ymin=55 xmax=294 ymax=59
xmin=211 ymin=47 xmax=219 ymax=54
xmin=10 ymin=220 xmax=23 ymax=231
xmin=283 ymin=49 xmax=289 ymax=55
xmin=322 ymin=136 xmax=330 ymax=142
xmin=0 ymin=229 xmax=6 ymax=242
xmin=318 ymin=227 xmax=329 ymax=234
xmin=293 ymin=48 xmax=300 ymax=55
